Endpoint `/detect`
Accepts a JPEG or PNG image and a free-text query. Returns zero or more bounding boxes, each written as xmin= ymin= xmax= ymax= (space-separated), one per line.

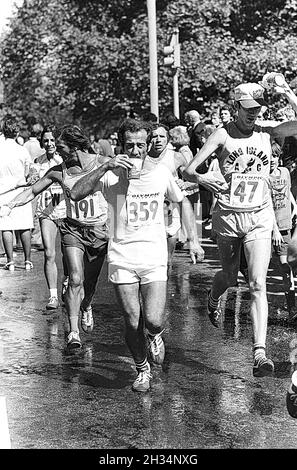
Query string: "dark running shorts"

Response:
xmin=60 ymin=218 xmax=108 ymax=262
xmin=273 ymin=230 xmax=291 ymax=257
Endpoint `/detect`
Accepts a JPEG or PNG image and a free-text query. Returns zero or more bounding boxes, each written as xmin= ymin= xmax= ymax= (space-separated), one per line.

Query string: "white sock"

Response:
xmin=49 ymin=288 xmax=58 ymax=298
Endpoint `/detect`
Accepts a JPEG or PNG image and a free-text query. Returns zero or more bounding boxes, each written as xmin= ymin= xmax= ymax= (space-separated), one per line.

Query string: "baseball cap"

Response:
xmin=234 ymin=83 xmax=268 ymax=108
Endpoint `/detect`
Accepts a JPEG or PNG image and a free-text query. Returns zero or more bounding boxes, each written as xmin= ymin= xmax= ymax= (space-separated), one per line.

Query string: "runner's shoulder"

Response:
xmin=209 ymin=124 xmax=229 ymax=144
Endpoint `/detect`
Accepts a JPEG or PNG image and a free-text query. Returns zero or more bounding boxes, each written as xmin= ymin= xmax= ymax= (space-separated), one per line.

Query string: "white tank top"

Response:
xmin=217 ymin=122 xmax=272 ymax=211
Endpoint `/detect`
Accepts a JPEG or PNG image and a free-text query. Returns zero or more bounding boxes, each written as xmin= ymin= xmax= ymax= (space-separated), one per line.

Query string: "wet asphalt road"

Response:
xmin=1 ymin=228 xmax=297 ymax=452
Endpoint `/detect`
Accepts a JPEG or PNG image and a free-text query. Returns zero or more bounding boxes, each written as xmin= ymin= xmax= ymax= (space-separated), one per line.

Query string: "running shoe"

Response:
xmin=132 ymin=364 xmax=152 ymax=392
xmin=25 ymin=261 xmax=33 ymax=270
xmin=253 ymin=356 xmax=274 ymax=377
xmin=61 ymin=277 xmax=69 ymax=303
xmin=286 ymin=370 xmax=297 ymax=418
xmin=4 ymin=261 xmax=15 ymax=272
xmin=80 ymin=305 xmax=94 ymax=333
xmin=46 ymin=297 xmax=59 ymax=310
xmin=66 ymin=331 xmax=82 ymax=350
xmin=147 ymin=332 xmax=165 ymax=365
xmin=207 ymin=290 xmax=222 ymax=328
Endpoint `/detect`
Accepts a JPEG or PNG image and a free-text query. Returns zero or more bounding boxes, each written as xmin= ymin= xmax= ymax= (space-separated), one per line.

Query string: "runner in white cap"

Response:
xmin=184 ymin=81 xmax=297 ymax=377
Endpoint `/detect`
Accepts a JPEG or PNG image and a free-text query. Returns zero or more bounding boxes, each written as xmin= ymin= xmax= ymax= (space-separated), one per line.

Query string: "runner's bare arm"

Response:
xmin=0 ymin=168 xmax=59 ymax=216
xmin=264 ymin=121 xmax=297 ymax=140
xmin=274 ymin=82 xmax=297 ymax=115
xmin=183 ymin=128 xmax=227 ymax=192
xmin=183 ymin=128 xmax=225 ymax=179
xmin=71 ymin=155 xmax=133 ymax=201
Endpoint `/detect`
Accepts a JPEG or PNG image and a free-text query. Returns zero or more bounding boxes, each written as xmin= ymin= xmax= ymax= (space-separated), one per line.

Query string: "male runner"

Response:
xmin=184 ymin=82 xmax=297 ymax=377
xmin=70 ymin=118 xmax=184 ymax=392
xmin=0 ymin=125 xmax=108 ymax=350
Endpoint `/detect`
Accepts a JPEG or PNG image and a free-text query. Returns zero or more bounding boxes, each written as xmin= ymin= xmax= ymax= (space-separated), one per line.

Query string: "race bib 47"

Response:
xmin=229 ymin=173 xmax=265 ymax=209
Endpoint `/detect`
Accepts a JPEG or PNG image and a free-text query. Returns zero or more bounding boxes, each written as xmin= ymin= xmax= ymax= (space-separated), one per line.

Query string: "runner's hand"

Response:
xmin=176 ymin=178 xmax=187 ymax=191
xmin=198 ymin=173 xmax=228 ymax=194
xmin=188 ymin=241 xmax=205 ymax=264
xmin=107 ymin=154 xmax=133 ymax=171
xmin=272 ymin=229 xmax=283 ymax=247
xmin=0 ymin=205 xmax=12 ymax=217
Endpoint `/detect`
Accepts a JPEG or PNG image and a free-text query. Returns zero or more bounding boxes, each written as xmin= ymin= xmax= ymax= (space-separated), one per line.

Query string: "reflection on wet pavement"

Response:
xmin=1 ymin=239 xmax=297 ymax=449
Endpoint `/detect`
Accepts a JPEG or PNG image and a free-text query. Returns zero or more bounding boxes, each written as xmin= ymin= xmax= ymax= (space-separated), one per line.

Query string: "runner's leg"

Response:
xmin=211 ymin=236 xmax=242 ymax=299
xmin=113 ymin=283 xmax=146 ymax=364
xmin=81 ymin=254 xmax=105 ymax=310
xmin=244 ymin=238 xmax=271 ymax=347
xmin=140 ymin=280 xmax=167 ymax=334
xmin=40 ymin=218 xmax=58 ymax=291
xmin=63 ymin=245 xmax=85 ymax=333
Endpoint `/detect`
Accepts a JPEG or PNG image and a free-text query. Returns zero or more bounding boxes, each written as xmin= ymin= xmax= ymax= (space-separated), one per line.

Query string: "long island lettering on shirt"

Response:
xmin=60 ymin=160 xmax=108 ymax=226
xmin=98 ymin=164 xmax=183 ymax=270
xmin=216 ymin=122 xmax=272 ymax=211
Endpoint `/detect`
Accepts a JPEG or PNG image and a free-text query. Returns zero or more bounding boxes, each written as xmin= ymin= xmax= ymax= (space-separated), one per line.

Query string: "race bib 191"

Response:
xmin=126 ymin=193 xmax=163 ymax=226
xmin=71 ymin=192 xmax=104 ymax=220
xmin=229 ymin=173 xmax=265 ymax=209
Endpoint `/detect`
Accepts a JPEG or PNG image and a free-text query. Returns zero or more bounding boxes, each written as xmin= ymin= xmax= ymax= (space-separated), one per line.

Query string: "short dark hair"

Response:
xmin=220 ymin=105 xmax=232 ymax=114
xmin=162 ymin=112 xmax=180 ymax=129
xmin=2 ymin=116 xmax=19 ymax=138
xmin=40 ymin=124 xmax=57 ymax=148
xmin=57 ymin=125 xmax=91 ymax=151
xmin=117 ymin=118 xmax=152 ymax=146
xmin=142 ymin=112 xmax=158 ymax=123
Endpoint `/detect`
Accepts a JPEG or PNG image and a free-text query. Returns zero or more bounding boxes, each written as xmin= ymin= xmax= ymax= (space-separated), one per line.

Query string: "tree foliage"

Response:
xmin=1 ymin=0 xmax=297 ymax=134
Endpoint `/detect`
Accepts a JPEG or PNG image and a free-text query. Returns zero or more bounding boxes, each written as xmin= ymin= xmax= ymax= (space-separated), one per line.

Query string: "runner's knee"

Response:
xmin=44 ymin=249 xmax=56 ymax=263
xmin=145 ymin=317 xmax=163 ymax=333
xmin=68 ymin=271 xmax=83 ymax=289
xmin=249 ymin=277 xmax=266 ymax=294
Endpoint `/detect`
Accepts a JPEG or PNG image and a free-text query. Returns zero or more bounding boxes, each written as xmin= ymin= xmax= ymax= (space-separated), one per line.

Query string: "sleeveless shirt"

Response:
xmin=217 ymin=122 xmax=272 ymax=212
xmin=61 ymin=158 xmax=108 ymax=226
